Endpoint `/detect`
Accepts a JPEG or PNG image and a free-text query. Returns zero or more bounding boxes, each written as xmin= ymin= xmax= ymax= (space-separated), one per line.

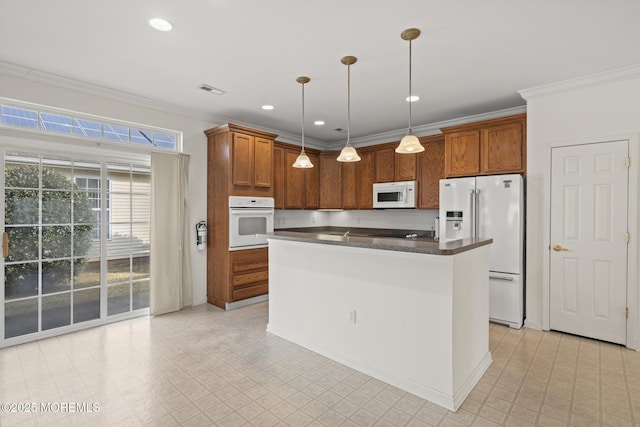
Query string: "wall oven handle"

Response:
xmin=229 ymin=209 xmax=274 ymax=215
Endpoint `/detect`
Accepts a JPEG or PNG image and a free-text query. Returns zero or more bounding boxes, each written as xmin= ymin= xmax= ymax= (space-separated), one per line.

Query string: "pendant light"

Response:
xmin=395 ymin=28 xmax=425 ymax=154
xmin=337 ymin=56 xmax=361 ymax=162
xmin=292 ymin=76 xmax=314 ymax=168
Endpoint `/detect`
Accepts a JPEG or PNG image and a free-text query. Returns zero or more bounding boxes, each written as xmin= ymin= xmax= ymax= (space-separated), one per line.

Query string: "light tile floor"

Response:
xmin=1 ymin=302 xmax=639 ymax=426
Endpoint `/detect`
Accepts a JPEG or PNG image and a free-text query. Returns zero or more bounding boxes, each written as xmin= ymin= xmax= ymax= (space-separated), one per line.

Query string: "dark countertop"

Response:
xmin=265 ymin=227 xmax=492 ymax=255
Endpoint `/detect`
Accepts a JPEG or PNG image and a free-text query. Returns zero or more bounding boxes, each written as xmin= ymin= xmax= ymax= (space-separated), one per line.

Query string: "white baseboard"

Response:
xmin=524 ymin=319 xmax=543 ymax=330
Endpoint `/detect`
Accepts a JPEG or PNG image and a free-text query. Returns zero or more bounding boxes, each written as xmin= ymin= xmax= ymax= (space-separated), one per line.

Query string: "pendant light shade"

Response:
xmin=396 ymin=28 xmax=425 ymax=154
xmin=293 ymin=76 xmax=313 ymax=168
xmin=337 ymin=56 xmax=361 ymax=162
xmin=292 ymin=151 xmax=313 ymax=168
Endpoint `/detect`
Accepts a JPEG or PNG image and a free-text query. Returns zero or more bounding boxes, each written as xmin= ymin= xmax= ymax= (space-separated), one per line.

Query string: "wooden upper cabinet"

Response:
xmin=341 ymin=161 xmax=358 ymax=210
xmin=442 ymin=114 xmax=526 ymax=178
xmin=231 ymin=133 xmax=254 ymax=187
xmin=273 ymin=145 xmax=285 ymax=209
xmin=417 ymin=136 xmax=445 ymax=209
xmin=375 ymin=147 xmax=395 ymax=183
xmin=253 ymin=137 xmax=273 ymax=188
xmin=284 ymin=149 xmax=304 ymax=209
xmin=357 ymin=151 xmax=375 ymax=209
xmin=320 ymin=153 xmax=342 ymax=209
xmin=444 ymin=130 xmax=481 ymax=177
xmin=481 ymin=121 xmax=524 ymax=174
xmin=304 ymin=152 xmax=320 ymax=209
xmin=395 ymin=151 xmax=417 ymax=181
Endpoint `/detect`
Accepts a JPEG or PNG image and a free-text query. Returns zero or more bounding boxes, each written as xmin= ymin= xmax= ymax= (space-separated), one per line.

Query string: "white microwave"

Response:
xmin=373 ymin=181 xmax=417 ymax=209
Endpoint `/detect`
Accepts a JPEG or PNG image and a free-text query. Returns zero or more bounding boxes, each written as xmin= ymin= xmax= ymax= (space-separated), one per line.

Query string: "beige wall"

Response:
xmin=521 ymin=67 xmax=640 ymax=348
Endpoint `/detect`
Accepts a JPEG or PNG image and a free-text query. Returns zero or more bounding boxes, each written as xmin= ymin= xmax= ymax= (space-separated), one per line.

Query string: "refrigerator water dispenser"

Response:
xmin=445 ymin=211 xmax=464 ymax=240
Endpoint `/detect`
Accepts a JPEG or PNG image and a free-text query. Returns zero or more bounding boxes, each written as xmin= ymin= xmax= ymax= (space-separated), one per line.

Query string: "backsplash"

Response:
xmin=275 ymin=209 xmax=438 ymax=231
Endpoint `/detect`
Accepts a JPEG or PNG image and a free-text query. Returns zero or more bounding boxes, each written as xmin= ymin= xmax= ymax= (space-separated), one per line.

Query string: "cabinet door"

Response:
xmin=254 ymin=137 xmax=273 ymax=188
xmin=341 ymin=161 xmax=358 ymax=210
xmin=357 ymin=151 xmax=375 ymax=209
xmin=284 ymin=150 xmax=304 ymax=209
xmin=304 ymin=152 xmax=320 ymax=209
xmin=320 ymin=154 xmax=342 ymax=209
xmin=417 ymin=139 xmax=445 ymax=209
xmin=395 ymin=152 xmax=417 ymax=181
xmin=273 ymin=145 xmax=285 ymax=209
xmin=231 ymin=133 xmax=254 ymax=186
xmin=375 ymin=147 xmax=395 ymax=183
xmin=481 ymin=122 xmax=524 ymax=174
xmin=445 ymin=130 xmax=480 ymax=177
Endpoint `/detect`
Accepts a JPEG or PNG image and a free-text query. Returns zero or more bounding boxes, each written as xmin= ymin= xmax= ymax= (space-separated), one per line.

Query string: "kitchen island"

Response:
xmin=264 ymin=230 xmax=493 ymax=412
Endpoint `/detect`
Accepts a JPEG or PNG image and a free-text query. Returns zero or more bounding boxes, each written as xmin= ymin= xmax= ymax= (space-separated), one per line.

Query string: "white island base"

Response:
xmin=266 ymin=238 xmax=492 ymax=412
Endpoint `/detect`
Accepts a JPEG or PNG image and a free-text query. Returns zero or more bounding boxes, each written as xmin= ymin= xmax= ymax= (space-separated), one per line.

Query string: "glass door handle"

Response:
xmin=553 ymin=244 xmax=569 ymax=252
xmin=2 ymin=232 xmax=7 ymax=257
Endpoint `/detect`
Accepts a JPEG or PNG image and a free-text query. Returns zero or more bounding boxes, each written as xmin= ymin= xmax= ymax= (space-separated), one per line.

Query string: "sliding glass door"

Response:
xmin=2 ymin=151 xmax=150 ymax=344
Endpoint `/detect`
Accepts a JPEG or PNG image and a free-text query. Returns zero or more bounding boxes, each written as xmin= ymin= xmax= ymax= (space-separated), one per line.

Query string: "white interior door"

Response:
xmin=549 ymin=140 xmax=628 ymax=344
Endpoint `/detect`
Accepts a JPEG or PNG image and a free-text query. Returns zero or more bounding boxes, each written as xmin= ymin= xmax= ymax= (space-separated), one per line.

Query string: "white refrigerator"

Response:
xmin=439 ymin=174 xmax=524 ymax=329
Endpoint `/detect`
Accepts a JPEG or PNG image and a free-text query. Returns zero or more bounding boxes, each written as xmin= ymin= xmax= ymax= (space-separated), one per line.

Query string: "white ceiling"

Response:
xmin=2 ymin=0 xmax=640 ymax=147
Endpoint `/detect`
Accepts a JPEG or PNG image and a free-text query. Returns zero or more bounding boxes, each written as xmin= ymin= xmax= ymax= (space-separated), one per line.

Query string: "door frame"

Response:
xmin=542 ymin=133 xmax=639 ymax=350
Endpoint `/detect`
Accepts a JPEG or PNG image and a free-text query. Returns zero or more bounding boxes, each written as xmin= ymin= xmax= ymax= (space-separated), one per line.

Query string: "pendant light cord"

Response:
xmin=301 ymin=82 xmax=306 ymax=153
xmin=347 ymin=63 xmax=351 ymax=146
xmin=408 ymin=38 xmax=413 ymax=134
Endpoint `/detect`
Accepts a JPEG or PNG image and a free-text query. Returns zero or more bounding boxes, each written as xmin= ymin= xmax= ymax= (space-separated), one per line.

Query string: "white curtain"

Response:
xmin=149 ymin=152 xmax=193 ymax=316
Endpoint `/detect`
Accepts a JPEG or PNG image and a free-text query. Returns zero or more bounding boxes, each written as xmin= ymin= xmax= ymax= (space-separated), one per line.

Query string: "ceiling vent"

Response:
xmin=334 ymin=128 xmax=348 ymax=134
xmin=198 ymin=84 xmax=226 ymax=95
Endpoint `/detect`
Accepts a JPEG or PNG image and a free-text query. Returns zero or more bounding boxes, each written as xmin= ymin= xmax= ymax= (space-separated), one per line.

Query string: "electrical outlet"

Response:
xmin=311 ymin=216 xmax=316 ymax=224
xmin=348 ymin=309 xmax=357 ymax=324
xmin=280 ymin=217 xmax=286 ymax=225
xmin=356 ymin=217 xmax=361 ymax=224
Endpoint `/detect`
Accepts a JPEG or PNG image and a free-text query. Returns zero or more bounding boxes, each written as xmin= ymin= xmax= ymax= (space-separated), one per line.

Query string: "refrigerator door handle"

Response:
xmin=475 ymin=189 xmax=480 ymax=239
xmin=469 ymin=189 xmax=475 ymax=238
xmin=490 ymin=275 xmax=514 ymax=281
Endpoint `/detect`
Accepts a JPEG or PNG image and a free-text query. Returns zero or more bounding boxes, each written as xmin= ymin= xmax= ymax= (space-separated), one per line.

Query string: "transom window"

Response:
xmin=0 ymin=100 xmax=180 ymax=151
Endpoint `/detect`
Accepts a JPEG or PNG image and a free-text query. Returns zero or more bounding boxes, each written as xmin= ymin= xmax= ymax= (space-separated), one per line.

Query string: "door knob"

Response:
xmin=553 ymin=244 xmax=569 ymax=252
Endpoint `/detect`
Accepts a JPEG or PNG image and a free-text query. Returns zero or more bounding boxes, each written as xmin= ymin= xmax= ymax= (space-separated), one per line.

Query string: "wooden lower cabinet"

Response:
xmin=230 ymin=248 xmax=268 ymax=302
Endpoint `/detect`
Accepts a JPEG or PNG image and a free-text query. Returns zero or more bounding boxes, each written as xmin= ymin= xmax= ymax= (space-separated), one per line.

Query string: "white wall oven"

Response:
xmin=228 ymin=196 xmax=274 ymax=250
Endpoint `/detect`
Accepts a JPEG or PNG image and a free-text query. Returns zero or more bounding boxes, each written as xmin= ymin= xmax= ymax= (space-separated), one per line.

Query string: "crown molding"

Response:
xmin=519 ymin=63 xmax=640 ymax=100
xmin=223 ymin=118 xmax=325 ymax=150
xmin=324 ymin=105 xmax=527 ymax=150
xmin=0 ymin=59 xmax=526 ymax=150
xmin=0 ymin=60 xmax=223 ymax=125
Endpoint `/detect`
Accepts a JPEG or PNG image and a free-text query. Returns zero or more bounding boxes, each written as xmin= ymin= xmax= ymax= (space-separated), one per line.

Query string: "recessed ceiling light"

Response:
xmin=406 ymin=95 xmax=420 ymax=102
xmin=262 ymin=105 xmax=274 ymax=110
xmin=314 ymin=120 xmax=325 ymax=126
xmin=149 ymin=18 xmax=173 ymax=32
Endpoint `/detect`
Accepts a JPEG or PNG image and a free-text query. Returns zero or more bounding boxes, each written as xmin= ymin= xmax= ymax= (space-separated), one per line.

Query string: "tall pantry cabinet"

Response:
xmin=205 ymin=123 xmax=277 ymax=309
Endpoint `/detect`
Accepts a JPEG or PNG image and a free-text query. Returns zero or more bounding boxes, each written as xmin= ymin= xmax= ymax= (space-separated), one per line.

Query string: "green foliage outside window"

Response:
xmin=4 ymin=165 xmax=95 ymax=295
